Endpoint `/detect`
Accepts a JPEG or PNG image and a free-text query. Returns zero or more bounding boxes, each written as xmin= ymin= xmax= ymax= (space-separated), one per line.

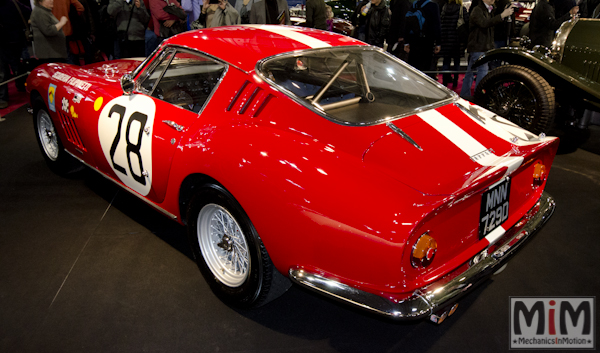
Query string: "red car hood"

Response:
xmin=363 ymin=105 xmax=526 ymax=196
xmin=83 ymin=59 xmax=144 ymax=80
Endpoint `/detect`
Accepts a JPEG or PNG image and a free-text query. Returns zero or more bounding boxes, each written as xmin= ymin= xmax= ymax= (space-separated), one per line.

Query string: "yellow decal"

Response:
xmin=70 ymin=105 xmax=78 ymax=118
xmin=49 ymin=86 xmax=55 ymax=103
xmin=94 ymin=97 xmax=104 ymax=111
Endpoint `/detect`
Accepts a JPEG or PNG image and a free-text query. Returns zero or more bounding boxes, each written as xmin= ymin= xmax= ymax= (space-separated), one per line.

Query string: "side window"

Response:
xmin=138 ymin=49 xmax=176 ymax=94
xmin=150 ymin=51 xmax=226 ymax=113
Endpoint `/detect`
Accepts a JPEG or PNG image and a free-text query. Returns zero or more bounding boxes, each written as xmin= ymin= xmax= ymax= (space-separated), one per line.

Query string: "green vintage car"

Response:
xmin=473 ymin=18 xmax=600 ymax=134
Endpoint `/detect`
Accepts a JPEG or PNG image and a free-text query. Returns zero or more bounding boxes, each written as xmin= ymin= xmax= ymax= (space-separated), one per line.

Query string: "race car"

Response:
xmin=27 ymin=25 xmax=559 ymax=323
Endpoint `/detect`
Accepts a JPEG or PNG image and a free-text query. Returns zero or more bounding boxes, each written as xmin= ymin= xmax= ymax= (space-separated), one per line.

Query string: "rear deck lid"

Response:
xmin=363 ymin=104 xmax=526 ymax=196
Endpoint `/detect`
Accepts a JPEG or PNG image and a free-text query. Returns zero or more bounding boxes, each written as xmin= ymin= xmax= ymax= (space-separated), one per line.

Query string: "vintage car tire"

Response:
xmin=187 ymin=184 xmax=290 ymax=308
xmin=32 ymin=97 xmax=83 ymax=175
xmin=474 ymin=65 xmax=555 ymax=135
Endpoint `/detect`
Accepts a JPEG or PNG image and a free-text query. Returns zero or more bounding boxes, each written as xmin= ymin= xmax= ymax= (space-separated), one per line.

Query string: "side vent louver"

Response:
xmin=227 ymin=80 xmax=273 ymax=117
xmin=58 ymin=110 xmax=86 ymax=152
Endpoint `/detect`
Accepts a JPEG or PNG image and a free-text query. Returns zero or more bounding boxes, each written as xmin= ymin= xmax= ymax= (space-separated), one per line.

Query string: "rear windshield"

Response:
xmin=258 ymin=47 xmax=454 ymax=125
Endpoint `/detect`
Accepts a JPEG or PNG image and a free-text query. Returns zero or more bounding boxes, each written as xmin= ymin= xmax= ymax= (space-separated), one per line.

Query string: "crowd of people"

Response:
xmin=0 ymin=0 xmax=598 ymax=110
xmin=350 ymin=0 xmax=591 ymax=98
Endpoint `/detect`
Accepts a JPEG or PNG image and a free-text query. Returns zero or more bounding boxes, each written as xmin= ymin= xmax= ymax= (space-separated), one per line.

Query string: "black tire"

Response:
xmin=474 ymin=65 xmax=555 ymax=135
xmin=32 ymin=96 xmax=83 ymax=175
xmin=187 ymin=183 xmax=290 ymax=308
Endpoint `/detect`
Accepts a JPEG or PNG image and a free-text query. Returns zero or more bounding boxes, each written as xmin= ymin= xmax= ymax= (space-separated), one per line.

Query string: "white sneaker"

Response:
xmin=0 ymin=117 xmax=5 ymax=122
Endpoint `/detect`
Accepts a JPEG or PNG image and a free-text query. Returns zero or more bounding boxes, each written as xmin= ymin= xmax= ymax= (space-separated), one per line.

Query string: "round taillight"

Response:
xmin=533 ymin=161 xmax=547 ymax=187
xmin=411 ymin=233 xmax=438 ymax=268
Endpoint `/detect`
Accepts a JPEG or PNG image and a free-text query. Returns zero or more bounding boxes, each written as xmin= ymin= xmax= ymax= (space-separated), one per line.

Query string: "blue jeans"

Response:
xmin=460 ymin=52 xmax=488 ymax=98
xmin=145 ymin=29 xmax=161 ymax=57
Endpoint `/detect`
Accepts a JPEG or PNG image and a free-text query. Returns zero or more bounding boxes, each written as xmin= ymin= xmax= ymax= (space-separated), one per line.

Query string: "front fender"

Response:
xmin=474 ymin=47 xmax=600 ymax=103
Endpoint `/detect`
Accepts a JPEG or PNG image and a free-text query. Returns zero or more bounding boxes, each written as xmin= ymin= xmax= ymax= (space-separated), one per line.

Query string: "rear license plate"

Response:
xmin=479 ymin=178 xmax=511 ymax=239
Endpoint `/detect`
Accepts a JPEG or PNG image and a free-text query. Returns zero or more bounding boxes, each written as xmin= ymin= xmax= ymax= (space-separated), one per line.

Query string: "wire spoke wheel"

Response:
xmin=486 ymin=80 xmax=537 ymax=130
xmin=187 ymin=184 xmax=291 ymax=308
xmin=198 ymin=203 xmax=250 ymax=287
xmin=475 ymin=65 xmax=555 ymax=135
xmin=37 ymin=109 xmax=59 ymax=161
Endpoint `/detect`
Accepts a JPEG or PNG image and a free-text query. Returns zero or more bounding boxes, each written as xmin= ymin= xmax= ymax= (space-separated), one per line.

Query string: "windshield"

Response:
xmin=258 ymin=47 xmax=454 ymax=126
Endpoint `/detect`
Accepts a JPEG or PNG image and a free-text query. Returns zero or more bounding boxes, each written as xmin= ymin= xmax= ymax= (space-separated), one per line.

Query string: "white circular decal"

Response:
xmin=98 ymin=95 xmax=156 ymax=196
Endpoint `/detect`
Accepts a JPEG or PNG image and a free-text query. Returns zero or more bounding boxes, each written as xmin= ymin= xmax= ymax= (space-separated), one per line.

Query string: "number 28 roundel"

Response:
xmin=98 ymin=95 xmax=156 ymax=196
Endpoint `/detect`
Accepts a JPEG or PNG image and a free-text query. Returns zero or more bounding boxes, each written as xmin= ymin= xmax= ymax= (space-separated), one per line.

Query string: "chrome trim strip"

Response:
xmin=386 ymin=122 xmax=422 ymax=151
xmin=65 ymin=151 xmax=179 ymax=221
xmin=552 ymin=18 xmax=578 ymax=61
xmin=289 ymin=192 xmax=555 ymax=320
xmin=162 ymin=120 xmax=185 ymax=131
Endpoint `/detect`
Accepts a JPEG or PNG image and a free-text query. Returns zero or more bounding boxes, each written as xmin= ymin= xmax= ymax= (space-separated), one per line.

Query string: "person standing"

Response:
xmin=459 ymin=0 xmax=513 ymax=98
xmin=209 ymin=0 xmax=240 ymax=26
xmin=404 ymin=0 xmax=441 ymax=77
xmin=305 ymin=0 xmax=327 ymax=30
xmin=364 ymin=0 xmax=391 ymax=48
xmin=150 ymin=0 xmax=186 ymax=40
xmin=529 ymin=0 xmax=578 ymax=48
xmin=51 ymin=0 xmax=84 ymax=64
xmin=108 ymin=0 xmax=150 ymax=58
xmin=325 ymin=4 xmax=333 ymax=31
xmin=30 ymin=0 xmax=69 ymax=63
xmin=0 ymin=0 xmax=32 ymax=109
xmin=351 ymin=0 xmax=370 ymax=41
xmin=181 ymin=0 xmax=202 ymax=27
xmin=439 ymin=0 xmax=469 ymax=88
xmin=387 ymin=0 xmax=411 ymax=59
xmin=51 ymin=0 xmax=84 ymax=37
xmin=235 ymin=0 xmax=256 ymax=24
xmin=249 ymin=0 xmax=289 ymax=24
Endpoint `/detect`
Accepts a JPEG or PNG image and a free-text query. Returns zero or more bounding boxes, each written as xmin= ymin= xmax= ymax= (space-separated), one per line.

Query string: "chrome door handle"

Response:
xmin=162 ymin=120 xmax=184 ymax=132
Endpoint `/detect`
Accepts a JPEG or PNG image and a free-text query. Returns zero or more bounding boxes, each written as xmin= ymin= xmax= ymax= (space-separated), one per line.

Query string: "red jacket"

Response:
xmin=52 ymin=0 xmax=85 ymax=36
xmin=150 ymin=0 xmax=183 ymax=36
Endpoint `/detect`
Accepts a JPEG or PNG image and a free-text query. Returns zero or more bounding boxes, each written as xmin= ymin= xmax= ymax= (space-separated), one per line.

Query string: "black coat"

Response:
xmin=439 ymin=3 xmax=469 ymax=57
xmin=306 ymin=0 xmax=328 ymax=30
xmin=365 ymin=1 xmax=391 ymax=47
xmin=388 ymin=0 xmax=411 ymax=42
xmin=529 ymin=0 xmax=571 ymax=47
xmin=466 ymin=1 xmax=503 ymax=52
xmin=0 ymin=0 xmax=32 ymax=45
xmin=493 ymin=0 xmax=511 ymax=43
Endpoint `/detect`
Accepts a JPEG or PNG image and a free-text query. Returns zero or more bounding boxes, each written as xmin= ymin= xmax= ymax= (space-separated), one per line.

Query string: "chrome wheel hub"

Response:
xmin=197 ymin=204 xmax=250 ymax=287
xmin=37 ymin=110 xmax=59 ymax=161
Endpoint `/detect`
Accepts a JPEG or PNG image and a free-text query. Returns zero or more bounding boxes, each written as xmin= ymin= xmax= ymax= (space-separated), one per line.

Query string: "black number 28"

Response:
xmin=108 ymin=104 xmax=148 ymax=185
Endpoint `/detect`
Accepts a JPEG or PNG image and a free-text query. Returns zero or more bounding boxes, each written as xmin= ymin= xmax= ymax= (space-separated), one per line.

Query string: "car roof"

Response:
xmin=166 ymin=25 xmax=366 ymax=72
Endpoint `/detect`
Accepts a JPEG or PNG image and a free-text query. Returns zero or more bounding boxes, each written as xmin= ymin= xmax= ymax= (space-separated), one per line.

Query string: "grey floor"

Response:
xmin=1 ymin=105 xmax=599 ymax=353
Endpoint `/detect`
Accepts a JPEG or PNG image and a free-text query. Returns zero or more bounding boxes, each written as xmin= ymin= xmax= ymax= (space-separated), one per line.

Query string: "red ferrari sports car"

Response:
xmin=27 ymin=25 xmax=558 ymax=323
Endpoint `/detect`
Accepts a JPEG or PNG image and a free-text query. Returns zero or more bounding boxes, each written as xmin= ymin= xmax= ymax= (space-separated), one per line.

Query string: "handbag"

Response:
xmin=11 ymin=0 xmax=32 ymax=42
xmin=163 ymin=0 xmax=187 ymax=20
xmin=159 ymin=19 xmax=187 ymax=37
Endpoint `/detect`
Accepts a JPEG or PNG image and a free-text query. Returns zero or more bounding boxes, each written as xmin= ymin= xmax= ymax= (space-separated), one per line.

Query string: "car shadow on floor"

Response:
xmin=80 ymin=168 xmax=194 ymax=260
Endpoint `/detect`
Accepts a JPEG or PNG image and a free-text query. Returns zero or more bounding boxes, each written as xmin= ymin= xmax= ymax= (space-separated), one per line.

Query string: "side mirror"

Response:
xmin=120 ymin=73 xmax=135 ymax=95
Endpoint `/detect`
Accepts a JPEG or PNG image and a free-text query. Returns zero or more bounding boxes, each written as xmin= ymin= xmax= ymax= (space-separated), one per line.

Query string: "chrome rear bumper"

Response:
xmin=289 ymin=192 xmax=555 ymax=320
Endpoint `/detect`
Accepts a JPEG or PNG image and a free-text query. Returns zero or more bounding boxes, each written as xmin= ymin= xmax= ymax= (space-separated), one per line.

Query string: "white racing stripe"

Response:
xmin=246 ymin=25 xmax=332 ymax=49
xmin=418 ymin=109 xmax=523 ymax=178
